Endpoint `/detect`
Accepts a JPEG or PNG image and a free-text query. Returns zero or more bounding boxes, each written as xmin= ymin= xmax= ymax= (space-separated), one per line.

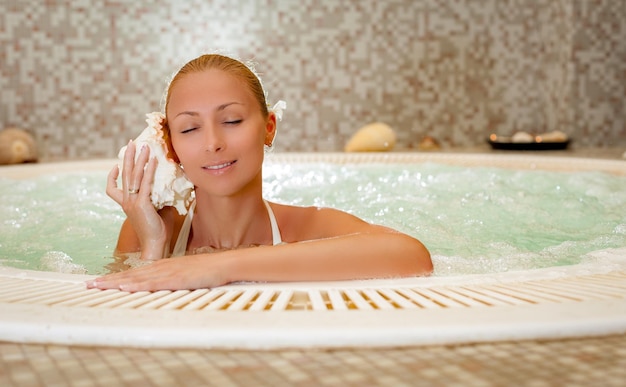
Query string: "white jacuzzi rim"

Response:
xmin=1 ymin=152 xmax=625 ymax=350
xmin=2 ymin=151 xmax=625 ymax=178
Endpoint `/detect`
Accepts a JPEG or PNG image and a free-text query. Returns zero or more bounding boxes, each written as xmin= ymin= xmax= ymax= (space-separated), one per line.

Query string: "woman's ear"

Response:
xmin=162 ymin=119 xmax=180 ymax=163
xmin=265 ymin=112 xmax=277 ymax=147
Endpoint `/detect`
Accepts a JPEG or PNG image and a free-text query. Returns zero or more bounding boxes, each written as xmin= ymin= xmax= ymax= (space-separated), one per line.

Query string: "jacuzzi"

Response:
xmin=1 ymin=152 xmax=625 ymax=349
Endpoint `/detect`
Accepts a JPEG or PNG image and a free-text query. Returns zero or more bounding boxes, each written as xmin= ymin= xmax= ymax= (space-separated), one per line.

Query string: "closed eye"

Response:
xmin=224 ymin=119 xmax=242 ymax=125
xmin=181 ymin=127 xmax=198 ymax=134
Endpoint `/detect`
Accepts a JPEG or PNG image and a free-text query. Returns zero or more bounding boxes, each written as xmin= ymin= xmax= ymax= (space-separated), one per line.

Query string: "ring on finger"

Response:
xmin=128 ymin=188 xmax=139 ymax=194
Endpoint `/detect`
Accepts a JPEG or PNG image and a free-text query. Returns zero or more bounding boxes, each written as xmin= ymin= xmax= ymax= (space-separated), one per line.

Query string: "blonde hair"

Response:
xmin=161 ymin=54 xmax=269 ymax=162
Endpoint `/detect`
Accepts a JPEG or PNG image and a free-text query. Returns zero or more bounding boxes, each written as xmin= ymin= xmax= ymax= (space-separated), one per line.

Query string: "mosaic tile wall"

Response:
xmin=1 ymin=0 xmax=625 ymax=160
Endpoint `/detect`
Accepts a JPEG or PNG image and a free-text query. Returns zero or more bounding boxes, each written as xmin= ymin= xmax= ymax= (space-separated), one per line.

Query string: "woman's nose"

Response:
xmin=204 ymin=127 xmax=225 ymax=152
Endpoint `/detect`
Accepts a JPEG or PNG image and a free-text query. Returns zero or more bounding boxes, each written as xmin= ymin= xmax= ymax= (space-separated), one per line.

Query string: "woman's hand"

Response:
xmin=86 ymin=255 xmax=228 ymax=291
xmin=106 ymin=141 xmax=167 ymax=261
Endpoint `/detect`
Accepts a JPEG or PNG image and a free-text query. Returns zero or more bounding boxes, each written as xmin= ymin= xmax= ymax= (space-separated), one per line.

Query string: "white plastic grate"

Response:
xmin=2 ymin=272 xmax=625 ymax=312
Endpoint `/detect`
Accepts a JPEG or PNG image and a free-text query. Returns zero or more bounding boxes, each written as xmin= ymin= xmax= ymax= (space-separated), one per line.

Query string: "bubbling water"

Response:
xmin=0 ymin=162 xmax=624 ymax=276
xmin=264 ymin=162 xmax=626 ymax=276
xmin=0 ymin=172 xmax=122 ymax=275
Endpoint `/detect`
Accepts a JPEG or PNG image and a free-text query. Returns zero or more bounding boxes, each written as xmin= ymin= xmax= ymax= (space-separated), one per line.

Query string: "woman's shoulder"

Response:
xmin=270 ymin=202 xmax=339 ymax=220
xmin=268 ymin=202 xmax=370 ymax=241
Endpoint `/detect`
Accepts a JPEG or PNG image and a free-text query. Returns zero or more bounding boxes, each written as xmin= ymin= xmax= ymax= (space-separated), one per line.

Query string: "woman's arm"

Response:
xmin=114 ymin=207 xmax=180 ymax=258
xmin=231 ymin=231 xmax=432 ymax=282
xmin=87 ymin=233 xmax=431 ymax=291
xmin=87 ymin=207 xmax=432 ymax=291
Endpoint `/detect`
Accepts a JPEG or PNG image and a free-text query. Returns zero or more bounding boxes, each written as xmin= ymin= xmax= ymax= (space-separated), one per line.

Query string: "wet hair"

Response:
xmin=161 ymin=54 xmax=269 ymax=162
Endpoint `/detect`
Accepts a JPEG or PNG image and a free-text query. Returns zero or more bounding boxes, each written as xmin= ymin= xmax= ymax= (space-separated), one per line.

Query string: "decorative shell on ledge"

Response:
xmin=0 ymin=128 xmax=38 ymax=165
xmin=344 ymin=122 xmax=396 ymax=152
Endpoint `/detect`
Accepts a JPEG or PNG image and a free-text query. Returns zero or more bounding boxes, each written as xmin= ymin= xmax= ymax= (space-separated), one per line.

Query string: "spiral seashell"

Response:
xmin=0 ymin=128 xmax=38 ymax=165
xmin=344 ymin=122 xmax=396 ymax=152
xmin=118 ymin=112 xmax=194 ymax=215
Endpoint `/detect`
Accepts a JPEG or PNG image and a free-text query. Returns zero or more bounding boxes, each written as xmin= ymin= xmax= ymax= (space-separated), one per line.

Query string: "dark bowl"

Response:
xmin=487 ymin=137 xmax=570 ymax=151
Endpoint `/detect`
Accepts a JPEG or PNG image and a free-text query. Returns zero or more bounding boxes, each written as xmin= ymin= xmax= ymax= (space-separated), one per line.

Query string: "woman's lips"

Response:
xmin=203 ymin=160 xmax=236 ymax=171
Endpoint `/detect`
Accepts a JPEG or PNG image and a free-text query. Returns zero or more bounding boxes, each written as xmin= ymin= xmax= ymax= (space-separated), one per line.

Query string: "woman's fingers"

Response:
xmin=86 ymin=256 xmax=220 ymax=292
xmin=127 ymin=145 xmax=152 ymax=198
xmin=138 ymin=148 xmax=156 ymax=199
xmin=87 ymin=261 xmax=172 ymax=291
xmin=106 ymin=165 xmax=123 ymax=204
xmin=132 ymin=145 xmax=150 ymax=191
xmin=122 ymin=140 xmax=136 ymax=195
xmin=122 ymin=141 xmax=152 ymax=199
xmin=86 ymin=269 xmax=145 ymax=291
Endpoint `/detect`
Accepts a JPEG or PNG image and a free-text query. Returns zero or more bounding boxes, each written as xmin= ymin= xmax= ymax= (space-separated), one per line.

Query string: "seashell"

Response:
xmin=344 ymin=122 xmax=396 ymax=152
xmin=0 ymin=128 xmax=38 ymax=165
xmin=418 ymin=135 xmax=441 ymax=151
xmin=536 ymin=130 xmax=568 ymax=142
xmin=118 ymin=112 xmax=195 ymax=215
xmin=511 ymin=131 xmax=535 ymax=143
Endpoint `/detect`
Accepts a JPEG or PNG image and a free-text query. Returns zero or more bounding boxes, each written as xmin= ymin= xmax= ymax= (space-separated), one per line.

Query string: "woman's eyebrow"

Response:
xmin=217 ymin=102 xmax=243 ymax=111
xmin=174 ymin=111 xmax=199 ymax=119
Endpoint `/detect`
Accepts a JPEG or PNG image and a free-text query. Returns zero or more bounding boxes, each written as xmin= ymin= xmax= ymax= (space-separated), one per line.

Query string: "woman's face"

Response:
xmin=166 ymin=69 xmax=275 ymax=197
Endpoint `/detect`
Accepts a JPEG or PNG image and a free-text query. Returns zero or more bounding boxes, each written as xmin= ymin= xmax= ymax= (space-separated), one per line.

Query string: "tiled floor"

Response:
xmin=2 ymin=334 xmax=625 ymax=386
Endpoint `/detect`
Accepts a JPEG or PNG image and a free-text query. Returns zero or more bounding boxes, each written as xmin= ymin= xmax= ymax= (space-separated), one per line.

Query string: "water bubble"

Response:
xmin=39 ymin=251 xmax=87 ymax=274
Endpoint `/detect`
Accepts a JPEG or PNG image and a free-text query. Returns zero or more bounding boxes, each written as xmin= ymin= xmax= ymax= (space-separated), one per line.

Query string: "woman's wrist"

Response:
xmin=215 ymin=251 xmax=238 ymax=285
xmin=140 ymin=238 xmax=168 ymax=261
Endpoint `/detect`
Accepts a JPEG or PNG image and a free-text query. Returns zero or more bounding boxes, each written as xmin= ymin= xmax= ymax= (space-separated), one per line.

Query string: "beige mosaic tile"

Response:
xmin=2 ymin=335 xmax=626 ymax=386
xmin=1 ymin=1 xmax=625 ymax=160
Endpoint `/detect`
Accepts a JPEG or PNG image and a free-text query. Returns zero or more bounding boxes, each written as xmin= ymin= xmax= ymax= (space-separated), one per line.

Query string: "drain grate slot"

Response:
xmin=395 ymin=288 xmax=448 ymax=309
xmin=377 ymin=289 xmax=421 ymax=309
xmin=431 ymin=287 xmax=492 ymax=307
xmin=530 ymin=279 xmax=624 ymax=300
xmin=270 ymin=289 xmax=293 ymax=311
xmin=362 ymin=289 xmax=396 ymax=310
xmin=203 ymin=290 xmax=242 ymax=311
xmin=0 ymin=278 xmax=50 ymax=298
xmin=56 ymin=288 xmax=125 ymax=307
xmin=487 ymin=283 xmax=569 ymax=303
xmin=512 ymin=282 xmax=583 ymax=302
xmin=117 ymin=290 xmax=173 ymax=309
xmin=226 ymin=290 xmax=259 ymax=311
xmin=409 ymin=288 xmax=469 ymax=308
xmin=452 ymin=286 xmax=516 ymax=306
xmin=327 ymin=289 xmax=348 ymax=310
xmin=17 ymin=285 xmax=83 ymax=305
xmin=181 ymin=289 xmax=225 ymax=310
xmin=248 ymin=290 xmax=276 ymax=311
xmin=567 ymin=275 xmax=626 ymax=294
xmin=95 ymin=291 xmax=156 ymax=308
xmin=472 ymin=284 xmax=539 ymax=305
xmin=343 ymin=289 xmax=373 ymax=310
xmin=308 ymin=290 xmax=327 ymax=311
xmin=136 ymin=290 xmax=192 ymax=310
xmin=0 ymin=280 xmax=73 ymax=303
xmin=159 ymin=289 xmax=211 ymax=310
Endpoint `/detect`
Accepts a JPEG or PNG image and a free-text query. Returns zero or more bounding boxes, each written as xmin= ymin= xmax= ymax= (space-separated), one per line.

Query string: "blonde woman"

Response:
xmin=87 ymin=54 xmax=432 ymax=291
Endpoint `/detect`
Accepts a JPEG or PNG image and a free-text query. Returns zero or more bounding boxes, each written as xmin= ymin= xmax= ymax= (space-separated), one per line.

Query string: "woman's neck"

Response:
xmin=188 ymin=192 xmax=273 ymax=251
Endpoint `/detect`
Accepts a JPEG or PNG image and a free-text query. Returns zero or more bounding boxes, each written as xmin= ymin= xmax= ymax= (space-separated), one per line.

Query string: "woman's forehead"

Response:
xmin=168 ymin=70 xmax=254 ymax=112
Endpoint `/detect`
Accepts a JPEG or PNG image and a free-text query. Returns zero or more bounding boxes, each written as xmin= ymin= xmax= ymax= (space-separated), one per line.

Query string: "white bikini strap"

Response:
xmin=171 ymin=200 xmax=195 ymax=257
xmin=263 ymin=200 xmax=283 ymax=245
xmin=174 ymin=200 xmax=280 ymax=256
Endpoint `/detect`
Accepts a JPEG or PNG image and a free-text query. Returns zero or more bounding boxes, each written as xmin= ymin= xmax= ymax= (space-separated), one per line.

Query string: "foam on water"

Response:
xmin=1 ymin=162 xmax=624 ymax=276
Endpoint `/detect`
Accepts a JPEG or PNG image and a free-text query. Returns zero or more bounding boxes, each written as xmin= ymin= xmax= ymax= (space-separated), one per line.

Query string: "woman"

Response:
xmin=87 ymin=54 xmax=432 ymax=291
